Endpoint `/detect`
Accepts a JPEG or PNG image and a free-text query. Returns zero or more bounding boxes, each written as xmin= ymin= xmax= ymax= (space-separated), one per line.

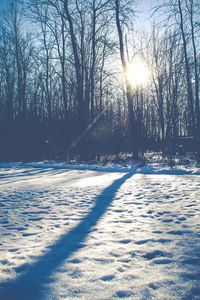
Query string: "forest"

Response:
xmin=0 ymin=0 xmax=199 ymax=162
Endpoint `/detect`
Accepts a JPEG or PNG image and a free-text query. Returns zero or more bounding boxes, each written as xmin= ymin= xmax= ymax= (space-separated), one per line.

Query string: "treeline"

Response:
xmin=0 ymin=0 xmax=199 ymax=161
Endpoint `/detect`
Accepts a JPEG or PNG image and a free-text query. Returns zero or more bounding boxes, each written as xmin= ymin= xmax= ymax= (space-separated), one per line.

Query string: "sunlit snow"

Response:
xmin=0 ymin=164 xmax=200 ymax=299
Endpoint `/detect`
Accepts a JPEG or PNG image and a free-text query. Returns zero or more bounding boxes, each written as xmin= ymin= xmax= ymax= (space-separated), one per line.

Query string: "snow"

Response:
xmin=0 ymin=163 xmax=200 ymax=299
xmin=0 ymin=160 xmax=200 ymax=175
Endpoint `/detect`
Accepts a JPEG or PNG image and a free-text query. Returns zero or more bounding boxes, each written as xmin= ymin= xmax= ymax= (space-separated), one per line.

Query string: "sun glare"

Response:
xmin=126 ymin=59 xmax=151 ymax=88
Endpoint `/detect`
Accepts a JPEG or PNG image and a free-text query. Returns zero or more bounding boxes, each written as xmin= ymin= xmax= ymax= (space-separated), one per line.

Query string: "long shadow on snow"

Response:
xmin=0 ymin=170 xmax=135 ymax=300
xmin=0 ymin=168 xmax=71 ymax=186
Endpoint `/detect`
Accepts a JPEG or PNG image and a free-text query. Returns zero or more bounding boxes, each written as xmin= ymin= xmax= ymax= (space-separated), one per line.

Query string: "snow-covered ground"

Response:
xmin=0 ymin=163 xmax=200 ymax=299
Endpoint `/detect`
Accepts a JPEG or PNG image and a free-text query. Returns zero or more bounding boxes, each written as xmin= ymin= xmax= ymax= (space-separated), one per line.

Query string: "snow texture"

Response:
xmin=0 ymin=163 xmax=200 ymax=299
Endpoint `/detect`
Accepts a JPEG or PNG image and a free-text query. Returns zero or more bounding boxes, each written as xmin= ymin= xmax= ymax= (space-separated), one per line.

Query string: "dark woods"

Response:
xmin=0 ymin=0 xmax=199 ymax=162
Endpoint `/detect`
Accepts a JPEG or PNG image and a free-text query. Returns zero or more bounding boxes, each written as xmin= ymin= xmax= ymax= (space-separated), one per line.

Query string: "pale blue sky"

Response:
xmin=137 ymin=0 xmax=163 ymax=25
xmin=0 ymin=0 xmax=163 ymax=25
xmin=0 ymin=0 xmax=7 ymax=8
xmin=0 ymin=0 xmax=162 ymax=10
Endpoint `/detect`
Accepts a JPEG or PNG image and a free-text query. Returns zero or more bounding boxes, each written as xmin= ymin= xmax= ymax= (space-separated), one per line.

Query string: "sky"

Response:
xmin=136 ymin=0 xmax=163 ymax=27
xmin=0 ymin=0 xmax=163 ymax=28
xmin=0 ymin=0 xmax=162 ymax=13
xmin=0 ymin=0 xmax=7 ymax=9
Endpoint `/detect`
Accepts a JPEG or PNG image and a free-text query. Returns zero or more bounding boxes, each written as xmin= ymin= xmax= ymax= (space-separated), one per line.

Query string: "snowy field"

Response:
xmin=0 ymin=164 xmax=200 ymax=300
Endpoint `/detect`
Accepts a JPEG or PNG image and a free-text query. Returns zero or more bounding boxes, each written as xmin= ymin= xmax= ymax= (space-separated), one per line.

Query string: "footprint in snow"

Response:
xmin=114 ymin=290 xmax=135 ymax=298
xmin=142 ymin=250 xmax=172 ymax=260
xmin=152 ymin=258 xmax=174 ymax=264
xmin=135 ymin=239 xmax=153 ymax=245
xmin=100 ymin=274 xmax=115 ymax=281
xmin=180 ymin=272 xmax=200 ymax=281
xmin=118 ymin=239 xmax=132 ymax=244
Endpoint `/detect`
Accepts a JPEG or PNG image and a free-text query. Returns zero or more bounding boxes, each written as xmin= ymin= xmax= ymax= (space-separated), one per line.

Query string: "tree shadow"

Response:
xmin=0 ymin=170 xmax=135 ymax=300
xmin=0 ymin=167 xmax=71 ymax=186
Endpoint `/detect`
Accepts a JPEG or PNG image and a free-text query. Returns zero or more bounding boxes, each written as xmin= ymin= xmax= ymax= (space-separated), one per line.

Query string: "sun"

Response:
xmin=126 ymin=59 xmax=151 ymax=88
